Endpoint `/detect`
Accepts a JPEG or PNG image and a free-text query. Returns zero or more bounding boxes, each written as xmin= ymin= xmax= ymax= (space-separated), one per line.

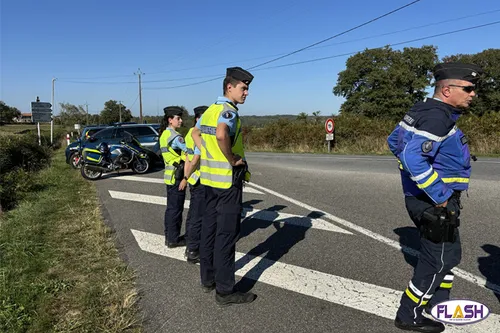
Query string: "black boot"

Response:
xmin=185 ymin=249 xmax=200 ymax=264
xmin=166 ymin=235 xmax=186 ymax=248
xmin=395 ymin=316 xmax=445 ymax=333
xmin=215 ymin=291 xmax=256 ymax=306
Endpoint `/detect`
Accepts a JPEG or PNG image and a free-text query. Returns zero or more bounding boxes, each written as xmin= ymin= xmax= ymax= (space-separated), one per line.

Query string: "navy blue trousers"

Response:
xmin=397 ymin=195 xmax=462 ymax=323
xmin=199 ymin=183 xmax=243 ymax=294
xmin=186 ymin=182 xmax=205 ymax=251
xmin=164 ymin=180 xmax=186 ymax=244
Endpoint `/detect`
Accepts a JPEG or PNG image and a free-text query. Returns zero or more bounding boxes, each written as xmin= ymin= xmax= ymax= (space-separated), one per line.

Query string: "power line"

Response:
xmin=143 ymin=20 xmax=500 ymax=90
xmin=56 ymin=8 xmax=499 ymax=85
xmin=246 ymin=0 xmax=422 ymax=70
xmin=141 ymin=8 xmax=500 ymax=76
xmin=149 ymin=0 xmax=302 ymax=73
xmin=57 ymin=0 xmax=420 ymax=84
xmin=304 ymin=8 xmax=500 ymax=52
xmin=256 ymin=21 xmax=500 ymax=71
xmin=58 ymin=74 xmax=135 ymax=80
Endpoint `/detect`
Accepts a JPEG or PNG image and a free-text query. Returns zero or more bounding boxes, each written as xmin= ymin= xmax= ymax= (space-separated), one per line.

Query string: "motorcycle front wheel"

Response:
xmin=131 ymin=158 xmax=149 ymax=174
xmin=70 ymin=152 xmax=82 ymax=169
xmin=81 ymin=164 xmax=103 ymax=180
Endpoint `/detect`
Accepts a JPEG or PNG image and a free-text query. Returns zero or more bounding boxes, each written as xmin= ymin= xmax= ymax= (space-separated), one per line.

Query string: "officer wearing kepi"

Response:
xmin=178 ymin=105 xmax=208 ymax=264
xmin=160 ymin=106 xmax=188 ymax=248
xmin=387 ymin=62 xmax=483 ymax=333
xmin=191 ymin=67 xmax=256 ymax=306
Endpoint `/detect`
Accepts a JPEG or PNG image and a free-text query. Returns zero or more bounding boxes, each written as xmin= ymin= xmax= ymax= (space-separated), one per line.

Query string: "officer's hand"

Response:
xmin=178 ymin=179 xmax=187 ymax=191
xmin=436 ymin=200 xmax=448 ymax=208
xmin=231 ymin=155 xmax=245 ymax=167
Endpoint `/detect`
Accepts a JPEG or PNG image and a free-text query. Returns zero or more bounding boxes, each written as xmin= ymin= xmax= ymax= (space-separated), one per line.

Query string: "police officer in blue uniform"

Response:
xmin=191 ymin=67 xmax=256 ymax=306
xmin=388 ymin=62 xmax=483 ymax=333
xmin=178 ymin=106 xmax=208 ymax=263
xmin=161 ymin=106 xmax=188 ymax=248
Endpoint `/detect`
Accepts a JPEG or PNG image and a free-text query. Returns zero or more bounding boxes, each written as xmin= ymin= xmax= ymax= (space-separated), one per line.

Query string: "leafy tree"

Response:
xmin=312 ymin=110 xmax=322 ymax=124
xmin=100 ymin=100 xmax=132 ymax=124
xmin=0 ymin=101 xmax=21 ymax=123
xmin=296 ymin=112 xmax=308 ymax=122
xmin=57 ymin=102 xmax=87 ymax=125
xmin=333 ymin=45 xmax=438 ymax=120
xmin=442 ymin=48 xmax=500 ymax=115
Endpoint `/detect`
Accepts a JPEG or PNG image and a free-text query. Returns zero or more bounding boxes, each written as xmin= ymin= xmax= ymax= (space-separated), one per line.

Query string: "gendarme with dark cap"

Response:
xmin=163 ymin=106 xmax=184 ymax=117
xmin=433 ymin=62 xmax=483 ymax=84
xmin=226 ymin=67 xmax=254 ymax=85
xmin=193 ymin=106 xmax=208 ymax=118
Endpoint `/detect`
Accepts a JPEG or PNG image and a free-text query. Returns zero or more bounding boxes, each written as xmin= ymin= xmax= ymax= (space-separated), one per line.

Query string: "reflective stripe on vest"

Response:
xmin=159 ymin=127 xmax=184 ymax=185
xmin=199 ymin=102 xmax=245 ymax=189
xmin=185 ymin=127 xmax=201 ymax=186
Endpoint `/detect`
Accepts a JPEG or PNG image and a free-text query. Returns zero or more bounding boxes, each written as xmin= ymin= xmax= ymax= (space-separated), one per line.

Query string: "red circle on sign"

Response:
xmin=325 ymin=118 xmax=335 ymax=134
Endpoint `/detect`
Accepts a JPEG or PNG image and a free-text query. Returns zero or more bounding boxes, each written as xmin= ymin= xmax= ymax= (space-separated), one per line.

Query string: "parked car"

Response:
xmin=83 ymin=123 xmax=162 ymax=164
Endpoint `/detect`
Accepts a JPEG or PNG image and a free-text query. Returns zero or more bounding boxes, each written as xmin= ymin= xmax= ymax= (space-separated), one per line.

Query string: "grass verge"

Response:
xmin=0 ymin=151 xmax=141 ymax=332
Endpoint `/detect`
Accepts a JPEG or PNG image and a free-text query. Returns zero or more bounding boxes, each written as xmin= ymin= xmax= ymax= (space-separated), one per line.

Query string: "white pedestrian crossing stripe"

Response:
xmin=131 ymin=229 xmax=500 ymax=333
xmin=109 ymin=190 xmax=352 ymax=234
xmin=105 ymin=175 xmax=264 ymax=194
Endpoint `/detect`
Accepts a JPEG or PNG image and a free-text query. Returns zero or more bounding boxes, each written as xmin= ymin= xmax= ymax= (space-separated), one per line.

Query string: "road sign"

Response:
xmin=31 ymin=101 xmax=52 ymax=123
xmin=74 ymin=124 xmax=81 ymax=130
xmin=31 ymin=102 xmax=52 ymax=109
xmin=32 ymin=113 xmax=52 ymax=123
xmin=326 ymin=133 xmax=334 ymax=141
xmin=325 ymin=118 xmax=335 ymax=134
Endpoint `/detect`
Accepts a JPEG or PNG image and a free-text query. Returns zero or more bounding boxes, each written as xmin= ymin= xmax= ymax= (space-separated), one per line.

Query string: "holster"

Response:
xmin=173 ymin=161 xmax=185 ymax=181
xmin=232 ymin=164 xmax=248 ymax=186
xmin=421 ymin=206 xmax=459 ymax=243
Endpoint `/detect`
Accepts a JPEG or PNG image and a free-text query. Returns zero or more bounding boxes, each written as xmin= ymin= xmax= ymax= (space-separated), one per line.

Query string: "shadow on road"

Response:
xmin=478 ymin=244 xmax=500 ymax=303
xmin=393 ymin=226 xmax=420 ymax=268
xmin=235 ymin=205 xmax=313 ymax=293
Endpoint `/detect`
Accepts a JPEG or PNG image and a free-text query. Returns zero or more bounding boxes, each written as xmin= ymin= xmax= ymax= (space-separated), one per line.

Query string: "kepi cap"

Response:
xmin=226 ymin=67 xmax=254 ymax=85
xmin=434 ymin=62 xmax=483 ymax=84
xmin=163 ymin=106 xmax=184 ymax=117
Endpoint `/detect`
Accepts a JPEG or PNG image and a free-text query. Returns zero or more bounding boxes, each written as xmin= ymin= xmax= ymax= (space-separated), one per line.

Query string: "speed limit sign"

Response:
xmin=325 ymin=118 xmax=335 ymax=134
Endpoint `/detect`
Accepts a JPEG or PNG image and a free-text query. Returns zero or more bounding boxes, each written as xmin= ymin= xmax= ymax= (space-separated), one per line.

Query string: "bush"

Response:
xmin=244 ymin=112 xmax=500 ymax=155
xmin=0 ymin=134 xmax=53 ymax=212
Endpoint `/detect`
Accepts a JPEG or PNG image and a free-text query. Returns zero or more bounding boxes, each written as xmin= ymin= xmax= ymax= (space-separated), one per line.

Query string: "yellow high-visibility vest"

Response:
xmin=160 ymin=127 xmax=185 ymax=185
xmin=199 ymin=102 xmax=244 ymax=189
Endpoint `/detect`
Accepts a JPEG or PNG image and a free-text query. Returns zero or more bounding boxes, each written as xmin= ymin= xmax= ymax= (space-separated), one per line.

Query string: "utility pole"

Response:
xmin=51 ymin=77 xmax=57 ymax=144
xmin=135 ymin=68 xmax=144 ymax=123
xmin=84 ymin=101 xmax=89 ymax=125
xmin=118 ymin=100 xmax=122 ymax=123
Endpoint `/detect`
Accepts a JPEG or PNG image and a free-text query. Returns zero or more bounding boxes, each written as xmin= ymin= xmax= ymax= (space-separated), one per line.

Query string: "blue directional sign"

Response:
xmin=31 ymin=101 xmax=52 ymax=123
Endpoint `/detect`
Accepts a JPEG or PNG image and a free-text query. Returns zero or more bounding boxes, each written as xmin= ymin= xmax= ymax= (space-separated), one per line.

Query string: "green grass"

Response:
xmin=0 ymin=151 xmax=141 ymax=332
xmin=0 ymin=124 xmax=71 ymax=138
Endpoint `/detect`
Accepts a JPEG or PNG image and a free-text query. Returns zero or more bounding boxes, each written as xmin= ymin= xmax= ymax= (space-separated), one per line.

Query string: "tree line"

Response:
xmin=333 ymin=47 xmax=499 ymax=120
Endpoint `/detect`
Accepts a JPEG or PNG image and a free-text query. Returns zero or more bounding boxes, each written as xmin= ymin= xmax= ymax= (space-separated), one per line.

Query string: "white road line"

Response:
xmin=131 ymin=229 xmax=499 ymax=332
xmin=108 ymin=190 xmax=352 ymax=234
xmin=245 ymin=182 xmax=500 ymax=296
xmin=106 ymin=175 xmax=264 ymax=194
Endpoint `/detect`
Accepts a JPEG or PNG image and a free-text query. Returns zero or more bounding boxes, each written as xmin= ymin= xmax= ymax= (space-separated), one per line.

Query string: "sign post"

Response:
xmin=325 ymin=118 xmax=335 ymax=153
xmin=31 ymin=101 xmax=52 ymax=145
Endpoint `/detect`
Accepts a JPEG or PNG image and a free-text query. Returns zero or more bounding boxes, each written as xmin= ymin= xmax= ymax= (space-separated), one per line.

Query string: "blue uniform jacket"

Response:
xmin=387 ymin=98 xmax=471 ymax=204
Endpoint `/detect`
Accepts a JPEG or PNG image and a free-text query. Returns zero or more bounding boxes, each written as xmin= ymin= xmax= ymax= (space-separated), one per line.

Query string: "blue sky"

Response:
xmin=1 ymin=0 xmax=499 ymax=117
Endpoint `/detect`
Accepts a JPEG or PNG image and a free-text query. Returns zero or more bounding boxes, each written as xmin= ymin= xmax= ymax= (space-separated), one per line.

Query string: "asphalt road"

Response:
xmin=94 ymin=153 xmax=500 ymax=333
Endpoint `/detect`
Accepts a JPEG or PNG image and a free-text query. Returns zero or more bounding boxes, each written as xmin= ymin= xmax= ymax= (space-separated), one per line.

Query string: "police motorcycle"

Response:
xmin=69 ymin=137 xmax=84 ymax=169
xmin=80 ymin=134 xmax=150 ymax=180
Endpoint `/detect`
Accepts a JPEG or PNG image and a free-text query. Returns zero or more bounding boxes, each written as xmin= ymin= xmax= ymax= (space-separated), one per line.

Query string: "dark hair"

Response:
xmin=159 ymin=116 xmax=168 ymax=135
xmin=223 ymin=76 xmax=240 ymax=94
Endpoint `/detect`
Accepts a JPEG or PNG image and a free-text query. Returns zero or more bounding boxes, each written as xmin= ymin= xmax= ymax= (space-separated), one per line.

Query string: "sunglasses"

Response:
xmin=448 ymin=84 xmax=476 ymax=93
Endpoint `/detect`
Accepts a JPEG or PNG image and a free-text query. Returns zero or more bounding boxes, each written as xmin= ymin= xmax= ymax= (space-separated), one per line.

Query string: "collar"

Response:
xmin=424 ymin=97 xmax=462 ymax=121
xmin=216 ymin=96 xmax=239 ymax=111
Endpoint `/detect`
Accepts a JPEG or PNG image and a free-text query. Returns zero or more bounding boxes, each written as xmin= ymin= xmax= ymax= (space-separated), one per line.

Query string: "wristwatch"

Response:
xmin=183 ymin=176 xmax=188 ymax=181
